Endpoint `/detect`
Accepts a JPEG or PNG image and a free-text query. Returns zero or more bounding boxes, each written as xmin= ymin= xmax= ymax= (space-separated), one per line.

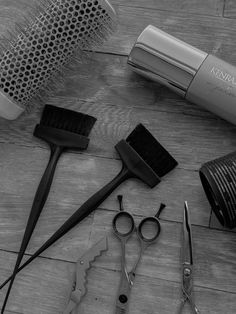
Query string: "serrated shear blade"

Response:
xmin=116 ymin=306 xmax=127 ymax=314
xmin=80 ymin=236 xmax=108 ymax=262
xmin=182 ymin=201 xmax=193 ymax=265
xmin=64 ymin=237 xmax=108 ymax=314
xmin=63 ymin=299 xmax=77 ymax=314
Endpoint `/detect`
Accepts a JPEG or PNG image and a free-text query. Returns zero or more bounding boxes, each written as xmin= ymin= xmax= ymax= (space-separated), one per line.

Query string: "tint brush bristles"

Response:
xmin=0 ymin=123 xmax=177 ymax=302
xmin=40 ymin=105 xmax=96 ymax=136
xmin=0 ymin=104 xmax=96 ymax=314
xmin=126 ymin=124 xmax=178 ymax=177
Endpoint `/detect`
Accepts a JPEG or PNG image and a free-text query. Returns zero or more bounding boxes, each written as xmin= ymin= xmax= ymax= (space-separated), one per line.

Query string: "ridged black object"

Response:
xmin=199 ymin=151 xmax=236 ymax=229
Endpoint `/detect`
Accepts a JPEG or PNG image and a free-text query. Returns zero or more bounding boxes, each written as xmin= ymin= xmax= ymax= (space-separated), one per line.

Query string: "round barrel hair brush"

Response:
xmin=0 ymin=0 xmax=117 ymax=120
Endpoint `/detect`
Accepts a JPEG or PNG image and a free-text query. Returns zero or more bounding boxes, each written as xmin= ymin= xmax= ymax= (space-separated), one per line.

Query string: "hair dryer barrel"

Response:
xmin=128 ymin=25 xmax=236 ymax=125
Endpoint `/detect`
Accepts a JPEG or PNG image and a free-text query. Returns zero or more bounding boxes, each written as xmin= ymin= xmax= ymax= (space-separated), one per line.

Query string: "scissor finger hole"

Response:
xmin=113 ymin=212 xmax=135 ymax=236
xmin=138 ymin=217 xmax=161 ymax=242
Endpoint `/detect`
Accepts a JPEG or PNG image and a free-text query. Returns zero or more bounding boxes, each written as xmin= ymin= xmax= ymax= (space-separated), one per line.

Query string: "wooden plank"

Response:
xmin=0 ymin=75 xmax=235 ymax=172
xmin=0 ymin=143 xmax=214 ymax=229
xmin=0 ymin=250 xmax=73 ymax=314
xmin=0 ymin=0 xmax=226 ymax=21
xmin=0 ymin=1 xmax=234 ymax=313
xmin=0 ymin=228 xmax=235 ymax=313
xmin=116 ymin=0 xmax=225 ymax=16
xmin=0 ymin=1 xmax=235 ymax=60
xmin=209 ymin=210 xmax=236 ymax=232
xmin=105 ymin=8 xmax=236 ymax=63
xmin=224 ymin=0 xmax=236 ymax=18
xmin=0 ymin=222 xmax=236 ymax=314
xmin=51 ymin=52 xmax=235 ymax=120
xmin=0 ymin=189 xmax=94 ymax=260
xmin=89 ymin=209 xmax=236 ymax=293
xmin=0 ymin=145 xmax=95 ymax=257
xmin=0 ymin=146 xmax=235 ymax=292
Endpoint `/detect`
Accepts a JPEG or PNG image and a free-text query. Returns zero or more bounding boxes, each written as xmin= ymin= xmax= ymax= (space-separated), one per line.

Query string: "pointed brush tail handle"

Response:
xmin=27 ymin=165 xmax=130 ymax=256
xmin=14 ymin=145 xmax=63 ymax=268
xmin=0 ymin=146 xmax=63 ymax=296
xmin=0 ymin=147 xmax=63 ymax=292
xmin=29 ymin=145 xmax=63 ymax=225
xmin=1 ymin=271 xmax=17 ymax=313
xmin=1 ymin=166 xmax=131 ymax=287
xmin=0 ymin=277 xmax=10 ymax=290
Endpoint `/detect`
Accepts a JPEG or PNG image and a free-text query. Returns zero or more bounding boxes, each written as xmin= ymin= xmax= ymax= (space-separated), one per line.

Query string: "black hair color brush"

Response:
xmin=1 ymin=104 xmax=96 ymax=313
xmin=0 ymin=124 xmax=177 ymax=296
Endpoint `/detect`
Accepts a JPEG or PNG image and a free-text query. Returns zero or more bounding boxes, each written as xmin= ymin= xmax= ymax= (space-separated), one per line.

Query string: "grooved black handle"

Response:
xmin=0 ymin=166 xmax=131 ymax=289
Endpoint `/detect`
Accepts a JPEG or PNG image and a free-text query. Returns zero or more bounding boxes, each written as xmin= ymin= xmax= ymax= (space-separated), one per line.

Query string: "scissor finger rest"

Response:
xmin=114 ymin=198 xmax=166 ymax=314
xmin=137 ymin=216 xmax=161 ymax=243
xmin=113 ymin=211 xmax=135 ymax=238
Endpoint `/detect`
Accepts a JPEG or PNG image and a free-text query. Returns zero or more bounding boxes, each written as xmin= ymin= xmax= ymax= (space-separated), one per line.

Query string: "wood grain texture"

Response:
xmin=0 ymin=143 xmax=217 ymax=228
xmin=102 ymin=5 xmax=236 ymax=59
xmin=0 ymin=1 xmax=235 ymax=59
xmin=0 ymin=250 xmax=235 ymax=314
xmin=0 ymin=55 xmax=235 ymax=171
xmin=0 ymin=0 xmax=226 ymax=20
xmin=89 ymin=209 xmax=236 ymax=293
xmin=0 ymin=0 xmax=236 ymax=313
xmin=0 ymin=215 xmax=236 ymax=313
xmin=116 ymin=0 xmax=225 ymax=16
xmin=224 ymin=0 xmax=236 ymax=18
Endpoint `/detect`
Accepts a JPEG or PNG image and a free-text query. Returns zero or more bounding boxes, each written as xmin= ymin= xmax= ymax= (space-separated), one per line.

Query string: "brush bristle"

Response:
xmin=40 ymin=105 xmax=96 ymax=136
xmin=126 ymin=124 xmax=178 ymax=177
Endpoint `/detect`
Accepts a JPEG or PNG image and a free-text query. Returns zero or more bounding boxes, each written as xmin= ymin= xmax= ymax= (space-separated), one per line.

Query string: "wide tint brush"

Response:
xmin=1 ymin=105 xmax=96 ymax=313
xmin=0 ymin=124 xmax=177 ymax=294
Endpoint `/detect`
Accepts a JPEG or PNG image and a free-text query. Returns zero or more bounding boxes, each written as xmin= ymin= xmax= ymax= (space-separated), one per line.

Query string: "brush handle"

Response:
xmin=17 ymin=145 xmax=63 ymax=266
xmin=0 ymin=166 xmax=131 ymax=290
xmin=0 ymin=145 xmax=62 ymax=312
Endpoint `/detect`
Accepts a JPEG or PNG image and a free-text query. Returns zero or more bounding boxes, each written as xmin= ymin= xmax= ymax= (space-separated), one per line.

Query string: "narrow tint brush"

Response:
xmin=1 ymin=105 xmax=96 ymax=313
xmin=0 ymin=123 xmax=177 ymax=292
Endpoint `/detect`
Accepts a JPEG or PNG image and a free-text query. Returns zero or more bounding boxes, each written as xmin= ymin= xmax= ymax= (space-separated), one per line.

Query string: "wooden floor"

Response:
xmin=0 ymin=0 xmax=236 ymax=313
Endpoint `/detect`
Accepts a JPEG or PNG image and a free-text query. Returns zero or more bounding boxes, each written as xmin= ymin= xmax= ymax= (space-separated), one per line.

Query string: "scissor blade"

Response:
xmin=189 ymin=297 xmax=201 ymax=314
xmin=63 ymin=299 xmax=77 ymax=314
xmin=115 ymin=306 xmax=127 ymax=314
xmin=75 ymin=237 xmax=108 ymax=295
xmin=182 ymin=202 xmax=193 ymax=265
xmin=176 ymin=299 xmax=185 ymax=314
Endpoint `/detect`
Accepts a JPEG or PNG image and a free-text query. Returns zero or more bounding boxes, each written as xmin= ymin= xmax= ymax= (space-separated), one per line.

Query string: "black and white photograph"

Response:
xmin=0 ymin=0 xmax=235 ymax=313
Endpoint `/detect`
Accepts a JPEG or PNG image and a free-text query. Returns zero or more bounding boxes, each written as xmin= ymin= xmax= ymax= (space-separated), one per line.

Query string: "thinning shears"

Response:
xmin=177 ymin=201 xmax=200 ymax=314
xmin=113 ymin=196 xmax=165 ymax=314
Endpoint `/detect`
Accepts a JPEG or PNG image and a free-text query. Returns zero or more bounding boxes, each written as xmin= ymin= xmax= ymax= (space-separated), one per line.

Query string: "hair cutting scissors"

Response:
xmin=113 ymin=196 xmax=165 ymax=314
xmin=177 ymin=201 xmax=200 ymax=314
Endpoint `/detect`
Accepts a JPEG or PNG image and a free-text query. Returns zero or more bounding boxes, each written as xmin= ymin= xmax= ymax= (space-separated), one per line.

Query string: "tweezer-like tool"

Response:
xmin=63 ymin=237 xmax=108 ymax=314
xmin=177 ymin=202 xmax=200 ymax=314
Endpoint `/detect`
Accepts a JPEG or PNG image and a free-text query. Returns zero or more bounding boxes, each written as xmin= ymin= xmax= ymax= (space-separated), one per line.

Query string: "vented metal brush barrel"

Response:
xmin=199 ymin=152 xmax=236 ymax=229
xmin=0 ymin=0 xmax=116 ymax=120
